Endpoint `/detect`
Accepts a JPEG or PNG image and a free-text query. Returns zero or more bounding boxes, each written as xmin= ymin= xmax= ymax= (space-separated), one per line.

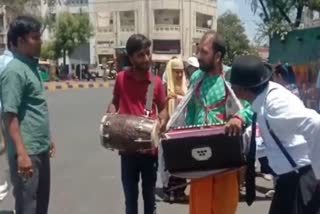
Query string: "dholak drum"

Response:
xmin=100 ymin=114 xmax=160 ymax=152
xmin=161 ymin=124 xmax=248 ymax=177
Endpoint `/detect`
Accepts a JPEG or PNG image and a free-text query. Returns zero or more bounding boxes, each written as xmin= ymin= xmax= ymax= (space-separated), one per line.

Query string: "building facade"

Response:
xmin=94 ymin=0 xmax=217 ymax=64
xmin=0 ymin=5 xmax=7 ymax=53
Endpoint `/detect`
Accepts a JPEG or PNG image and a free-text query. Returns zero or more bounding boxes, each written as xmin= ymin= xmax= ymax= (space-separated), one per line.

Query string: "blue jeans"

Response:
xmin=121 ymin=154 xmax=158 ymax=214
xmin=9 ymin=152 xmax=50 ymax=214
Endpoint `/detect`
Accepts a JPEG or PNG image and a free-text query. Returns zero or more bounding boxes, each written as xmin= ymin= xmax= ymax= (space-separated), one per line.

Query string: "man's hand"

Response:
xmin=107 ymin=104 xmax=117 ymax=114
xmin=159 ymin=117 xmax=168 ymax=134
xmin=50 ymin=142 xmax=56 ymax=158
xmin=17 ymin=153 xmax=33 ymax=178
xmin=225 ymin=117 xmax=243 ymax=136
xmin=168 ymin=92 xmax=177 ymax=100
xmin=158 ymin=108 xmax=170 ymax=134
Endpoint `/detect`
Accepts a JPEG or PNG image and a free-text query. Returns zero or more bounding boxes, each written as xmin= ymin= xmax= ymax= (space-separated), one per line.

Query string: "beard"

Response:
xmin=199 ymin=63 xmax=215 ymax=73
xmin=134 ymin=62 xmax=150 ymax=73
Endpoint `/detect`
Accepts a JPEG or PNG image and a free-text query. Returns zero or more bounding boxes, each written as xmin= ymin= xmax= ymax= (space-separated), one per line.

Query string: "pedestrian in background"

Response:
xmin=159 ymin=58 xmax=188 ymax=202
xmin=0 ymin=16 xmax=55 ymax=214
xmin=0 ymin=24 xmax=15 ymax=205
xmin=185 ymin=56 xmax=199 ymax=81
xmin=273 ymin=64 xmax=300 ymax=97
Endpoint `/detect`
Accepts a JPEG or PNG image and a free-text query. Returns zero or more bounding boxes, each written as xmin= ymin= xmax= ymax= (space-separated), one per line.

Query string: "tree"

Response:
xmin=249 ymin=0 xmax=320 ymax=42
xmin=217 ymin=12 xmax=256 ymax=65
xmin=40 ymin=42 xmax=57 ymax=60
xmin=50 ymin=12 xmax=94 ymax=64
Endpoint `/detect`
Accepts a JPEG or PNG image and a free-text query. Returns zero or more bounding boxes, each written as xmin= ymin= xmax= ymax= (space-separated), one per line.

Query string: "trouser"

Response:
xmin=258 ymin=157 xmax=274 ymax=175
xmin=9 ymin=152 xmax=51 ymax=214
xmin=0 ymin=115 xmax=9 ymax=201
xmin=158 ymin=143 xmax=186 ymax=197
xmin=121 ymin=154 xmax=158 ymax=214
xmin=269 ymin=165 xmax=320 ymax=214
xmin=164 ymin=176 xmax=187 ymax=197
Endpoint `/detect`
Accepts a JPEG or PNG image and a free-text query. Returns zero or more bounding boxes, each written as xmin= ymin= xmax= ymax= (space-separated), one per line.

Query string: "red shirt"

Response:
xmin=114 ymin=70 xmax=166 ymax=119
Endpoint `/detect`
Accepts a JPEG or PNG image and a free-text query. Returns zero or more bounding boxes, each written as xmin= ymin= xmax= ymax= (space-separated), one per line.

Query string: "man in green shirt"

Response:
xmin=0 ymin=16 xmax=55 ymax=214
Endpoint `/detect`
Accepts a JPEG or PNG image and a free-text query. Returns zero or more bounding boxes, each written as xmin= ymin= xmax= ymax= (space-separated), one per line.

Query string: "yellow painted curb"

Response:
xmin=44 ymin=82 xmax=111 ymax=92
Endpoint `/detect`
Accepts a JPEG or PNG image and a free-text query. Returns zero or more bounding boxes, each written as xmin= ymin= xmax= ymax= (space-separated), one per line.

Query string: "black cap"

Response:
xmin=230 ymin=55 xmax=272 ymax=88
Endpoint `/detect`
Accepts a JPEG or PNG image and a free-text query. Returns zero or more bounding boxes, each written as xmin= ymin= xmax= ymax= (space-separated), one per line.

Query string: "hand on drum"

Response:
xmin=225 ymin=117 xmax=243 ymax=136
xmin=106 ymin=104 xmax=117 ymax=114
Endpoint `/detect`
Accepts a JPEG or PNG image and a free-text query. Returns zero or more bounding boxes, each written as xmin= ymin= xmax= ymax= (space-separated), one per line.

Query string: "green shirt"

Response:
xmin=186 ymin=69 xmax=253 ymax=126
xmin=0 ymin=54 xmax=51 ymax=157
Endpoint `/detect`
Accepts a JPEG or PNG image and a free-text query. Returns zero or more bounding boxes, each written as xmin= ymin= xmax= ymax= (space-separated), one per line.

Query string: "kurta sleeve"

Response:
xmin=234 ymin=100 xmax=253 ymax=127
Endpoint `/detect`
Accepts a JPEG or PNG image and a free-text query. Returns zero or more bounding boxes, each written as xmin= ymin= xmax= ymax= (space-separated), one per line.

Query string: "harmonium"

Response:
xmin=161 ymin=123 xmax=248 ymax=175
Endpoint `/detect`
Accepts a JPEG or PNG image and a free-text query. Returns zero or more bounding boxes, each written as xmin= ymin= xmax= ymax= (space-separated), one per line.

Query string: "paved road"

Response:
xmin=0 ymin=88 xmax=272 ymax=214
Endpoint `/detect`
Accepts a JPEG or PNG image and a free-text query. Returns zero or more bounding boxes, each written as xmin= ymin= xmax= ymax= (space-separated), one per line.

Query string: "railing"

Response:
xmin=196 ymin=27 xmax=210 ymax=34
xmin=120 ymin=25 xmax=135 ymax=32
xmin=154 ymin=24 xmax=180 ymax=32
xmin=96 ymin=26 xmax=113 ymax=33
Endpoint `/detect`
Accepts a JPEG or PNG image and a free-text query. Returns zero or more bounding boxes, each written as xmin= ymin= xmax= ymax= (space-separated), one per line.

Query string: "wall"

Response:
xmin=269 ymin=27 xmax=320 ymax=65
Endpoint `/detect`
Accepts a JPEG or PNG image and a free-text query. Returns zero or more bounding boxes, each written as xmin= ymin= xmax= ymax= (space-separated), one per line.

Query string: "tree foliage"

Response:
xmin=46 ymin=12 xmax=94 ymax=62
xmin=217 ymin=12 xmax=257 ymax=65
xmin=40 ymin=42 xmax=57 ymax=60
xmin=249 ymin=0 xmax=320 ymax=42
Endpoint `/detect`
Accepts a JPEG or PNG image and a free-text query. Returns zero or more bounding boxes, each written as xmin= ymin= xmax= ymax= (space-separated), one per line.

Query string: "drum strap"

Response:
xmin=145 ymin=67 xmax=156 ymax=117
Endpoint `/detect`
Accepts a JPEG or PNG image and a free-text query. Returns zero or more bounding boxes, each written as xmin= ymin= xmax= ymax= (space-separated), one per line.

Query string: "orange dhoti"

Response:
xmin=190 ymin=171 xmax=239 ymax=214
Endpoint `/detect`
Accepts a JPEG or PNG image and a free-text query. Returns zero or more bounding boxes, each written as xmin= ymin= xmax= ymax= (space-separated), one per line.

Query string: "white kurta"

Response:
xmin=252 ymin=81 xmax=320 ymax=179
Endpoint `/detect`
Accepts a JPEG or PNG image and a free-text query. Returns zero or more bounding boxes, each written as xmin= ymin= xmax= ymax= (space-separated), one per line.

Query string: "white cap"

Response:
xmin=187 ymin=57 xmax=199 ymax=68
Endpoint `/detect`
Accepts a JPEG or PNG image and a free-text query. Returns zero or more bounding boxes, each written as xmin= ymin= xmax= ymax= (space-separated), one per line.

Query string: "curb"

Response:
xmin=44 ymin=82 xmax=113 ymax=92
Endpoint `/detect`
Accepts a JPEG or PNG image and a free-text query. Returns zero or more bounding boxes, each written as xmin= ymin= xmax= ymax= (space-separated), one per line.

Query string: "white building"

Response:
xmin=94 ymin=0 xmax=217 ymax=64
xmin=301 ymin=9 xmax=320 ymax=29
xmin=0 ymin=5 xmax=7 ymax=53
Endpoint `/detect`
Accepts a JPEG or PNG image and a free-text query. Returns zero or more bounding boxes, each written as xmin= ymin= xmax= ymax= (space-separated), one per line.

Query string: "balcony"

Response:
xmin=120 ymin=25 xmax=135 ymax=32
xmin=154 ymin=24 xmax=180 ymax=32
xmin=119 ymin=11 xmax=135 ymax=33
xmin=196 ymin=12 xmax=213 ymax=28
xmin=65 ymin=0 xmax=88 ymax=6
xmin=96 ymin=26 xmax=113 ymax=33
xmin=196 ymin=27 xmax=210 ymax=34
xmin=96 ymin=12 xmax=113 ymax=33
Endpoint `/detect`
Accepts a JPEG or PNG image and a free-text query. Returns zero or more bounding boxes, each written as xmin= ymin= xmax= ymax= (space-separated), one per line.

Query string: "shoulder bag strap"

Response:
xmin=145 ymin=66 xmax=156 ymax=117
xmin=264 ymin=88 xmax=299 ymax=172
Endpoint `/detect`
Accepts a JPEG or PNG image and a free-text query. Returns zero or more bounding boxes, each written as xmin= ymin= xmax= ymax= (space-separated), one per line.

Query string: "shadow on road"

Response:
xmin=255 ymin=185 xmax=273 ymax=195
xmin=239 ymin=185 xmax=273 ymax=202
xmin=155 ymin=187 xmax=189 ymax=205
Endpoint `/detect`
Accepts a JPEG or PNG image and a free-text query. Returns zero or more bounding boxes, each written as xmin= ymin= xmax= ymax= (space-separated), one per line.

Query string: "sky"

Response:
xmin=217 ymin=0 xmax=260 ymax=42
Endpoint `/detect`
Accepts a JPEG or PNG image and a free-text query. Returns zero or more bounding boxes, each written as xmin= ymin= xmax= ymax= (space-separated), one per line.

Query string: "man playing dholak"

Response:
xmin=185 ymin=31 xmax=253 ymax=214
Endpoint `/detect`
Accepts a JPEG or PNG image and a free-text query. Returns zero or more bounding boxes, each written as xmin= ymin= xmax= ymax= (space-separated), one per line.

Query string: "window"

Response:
xmin=153 ymin=40 xmax=181 ymax=54
xmin=96 ymin=13 xmax=113 ymax=26
xmin=196 ymin=12 xmax=213 ymax=28
xmin=154 ymin=9 xmax=180 ymax=25
xmin=65 ymin=0 xmax=88 ymax=5
xmin=119 ymin=11 xmax=135 ymax=26
xmin=0 ymin=15 xmax=4 ymax=32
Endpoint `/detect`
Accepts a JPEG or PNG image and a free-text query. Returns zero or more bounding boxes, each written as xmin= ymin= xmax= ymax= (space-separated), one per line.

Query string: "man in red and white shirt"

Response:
xmin=107 ymin=34 xmax=166 ymax=214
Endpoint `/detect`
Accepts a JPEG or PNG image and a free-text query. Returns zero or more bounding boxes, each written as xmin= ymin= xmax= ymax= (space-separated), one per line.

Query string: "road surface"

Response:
xmin=0 ymin=88 xmax=272 ymax=214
